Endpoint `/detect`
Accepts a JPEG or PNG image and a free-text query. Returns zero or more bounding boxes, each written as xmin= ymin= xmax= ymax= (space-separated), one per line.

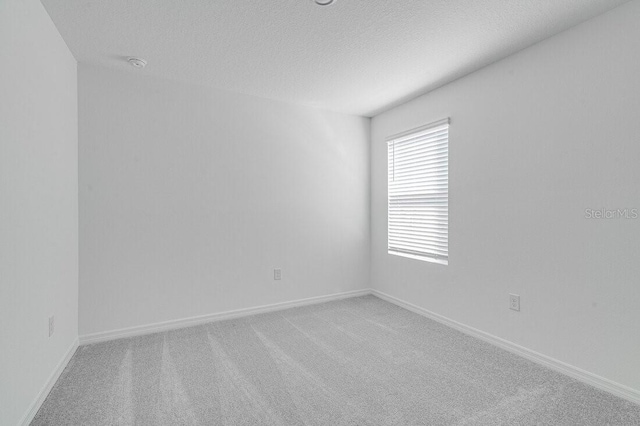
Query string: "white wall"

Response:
xmin=78 ymin=64 xmax=370 ymax=336
xmin=0 ymin=0 xmax=79 ymax=424
xmin=371 ymin=0 xmax=640 ymax=392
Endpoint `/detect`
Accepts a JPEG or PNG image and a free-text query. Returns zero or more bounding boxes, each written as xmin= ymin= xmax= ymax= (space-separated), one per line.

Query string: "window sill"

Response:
xmin=388 ymin=250 xmax=448 ymax=266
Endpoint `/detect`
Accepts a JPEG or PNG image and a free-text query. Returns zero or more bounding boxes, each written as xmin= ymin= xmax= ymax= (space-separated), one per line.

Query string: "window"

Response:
xmin=387 ymin=118 xmax=449 ymax=265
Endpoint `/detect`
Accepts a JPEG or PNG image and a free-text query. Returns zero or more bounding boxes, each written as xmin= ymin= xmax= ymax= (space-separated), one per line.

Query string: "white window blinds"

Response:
xmin=387 ymin=118 xmax=449 ymax=265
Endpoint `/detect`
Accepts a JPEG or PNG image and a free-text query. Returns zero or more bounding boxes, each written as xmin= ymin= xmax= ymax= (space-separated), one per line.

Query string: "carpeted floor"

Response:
xmin=32 ymin=295 xmax=640 ymax=425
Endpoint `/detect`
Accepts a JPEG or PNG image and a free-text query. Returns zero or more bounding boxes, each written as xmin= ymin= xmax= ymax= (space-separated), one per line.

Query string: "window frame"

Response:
xmin=387 ymin=118 xmax=450 ymax=265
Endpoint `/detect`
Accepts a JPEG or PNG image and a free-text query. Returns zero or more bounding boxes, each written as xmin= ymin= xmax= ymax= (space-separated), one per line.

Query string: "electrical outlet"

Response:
xmin=509 ymin=294 xmax=520 ymax=312
xmin=274 ymin=268 xmax=282 ymax=280
xmin=48 ymin=316 xmax=55 ymax=337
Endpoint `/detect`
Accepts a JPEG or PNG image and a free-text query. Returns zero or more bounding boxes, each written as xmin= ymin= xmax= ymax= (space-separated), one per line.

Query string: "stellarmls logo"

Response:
xmin=584 ymin=208 xmax=638 ymax=219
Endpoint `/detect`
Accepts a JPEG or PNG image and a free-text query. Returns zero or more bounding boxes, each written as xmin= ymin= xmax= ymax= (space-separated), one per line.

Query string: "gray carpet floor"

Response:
xmin=32 ymin=295 xmax=640 ymax=425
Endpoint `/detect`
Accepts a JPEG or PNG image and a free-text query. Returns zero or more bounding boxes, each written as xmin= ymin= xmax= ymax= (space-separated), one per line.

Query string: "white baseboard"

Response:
xmin=371 ymin=289 xmax=640 ymax=406
xmin=79 ymin=289 xmax=371 ymax=346
xmin=20 ymin=337 xmax=79 ymax=426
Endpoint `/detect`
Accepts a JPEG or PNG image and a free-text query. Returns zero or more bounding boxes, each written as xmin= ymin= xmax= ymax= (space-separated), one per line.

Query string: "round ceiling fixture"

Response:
xmin=127 ymin=57 xmax=147 ymax=68
xmin=312 ymin=0 xmax=335 ymax=5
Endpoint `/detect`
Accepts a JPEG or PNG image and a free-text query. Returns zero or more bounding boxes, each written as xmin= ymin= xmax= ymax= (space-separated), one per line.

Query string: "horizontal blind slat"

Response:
xmin=392 ymin=135 xmax=448 ymax=152
xmin=389 ymin=220 xmax=448 ymax=228
xmin=389 ymin=236 xmax=447 ymax=251
xmin=391 ymin=160 xmax=448 ymax=176
xmin=391 ymin=127 xmax=448 ymax=145
xmin=391 ymin=144 xmax=448 ymax=162
xmin=391 ymin=164 xmax=448 ymax=177
xmin=392 ymin=135 xmax=448 ymax=154
xmin=389 ymin=232 xmax=448 ymax=244
xmin=389 ymin=248 xmax=448 ymax=261
xmin=388 ymin=242 xmax=448 ymax=257
xmin=391 ymin=152 xmax=448 ymax=169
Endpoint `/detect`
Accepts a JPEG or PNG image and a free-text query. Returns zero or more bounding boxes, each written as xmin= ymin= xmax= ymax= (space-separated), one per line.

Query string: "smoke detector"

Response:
xmin=127 ymin=57 xmax=147 ymax=68
xmin=312 ymin=0 xmax=335 ymax=5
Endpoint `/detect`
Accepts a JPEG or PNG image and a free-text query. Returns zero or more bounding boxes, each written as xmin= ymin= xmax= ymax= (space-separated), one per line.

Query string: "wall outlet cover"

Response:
xmin=274 ymin=268 xmax=282 ymax=280
xmin=509 ymin=294 xmax=520 ymax=311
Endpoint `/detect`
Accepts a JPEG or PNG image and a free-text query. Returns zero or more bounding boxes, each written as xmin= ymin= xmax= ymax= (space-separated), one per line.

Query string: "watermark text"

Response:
xmin=584 ymin=208 xmax=638 ymax=219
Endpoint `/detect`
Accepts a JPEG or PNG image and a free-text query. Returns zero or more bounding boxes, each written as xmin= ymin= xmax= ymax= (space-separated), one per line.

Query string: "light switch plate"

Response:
xmin=48 ymin=316 xmax=55 ymax=337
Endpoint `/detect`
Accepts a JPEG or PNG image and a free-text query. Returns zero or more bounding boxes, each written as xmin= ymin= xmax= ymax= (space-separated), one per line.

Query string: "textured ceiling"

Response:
xmin=42 ymin=0 xmax=628 ymax=116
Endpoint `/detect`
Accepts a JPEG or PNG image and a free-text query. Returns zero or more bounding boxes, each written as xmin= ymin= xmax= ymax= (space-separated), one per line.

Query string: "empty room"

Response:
xmin=2 ymin=0 xmax=640 ymax=425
